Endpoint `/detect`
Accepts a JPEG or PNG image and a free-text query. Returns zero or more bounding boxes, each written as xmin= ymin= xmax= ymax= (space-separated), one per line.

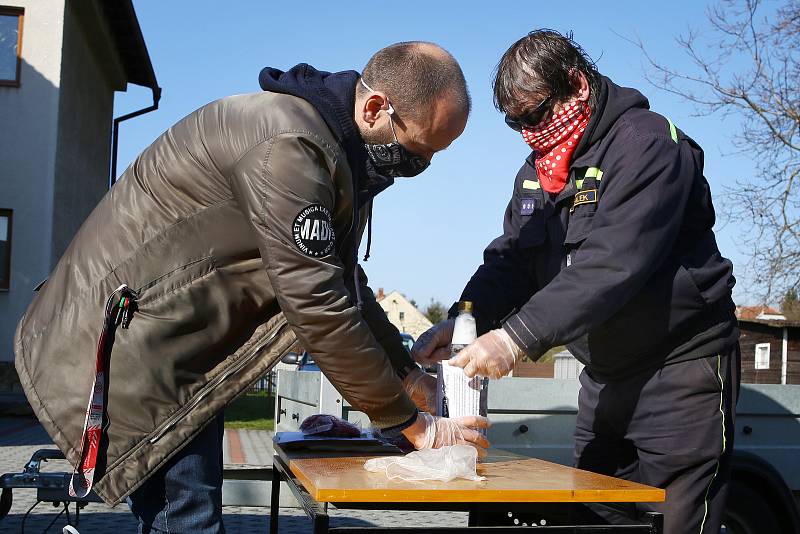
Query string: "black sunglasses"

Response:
xmin=504 ymin=94 xmax=555 ymax=132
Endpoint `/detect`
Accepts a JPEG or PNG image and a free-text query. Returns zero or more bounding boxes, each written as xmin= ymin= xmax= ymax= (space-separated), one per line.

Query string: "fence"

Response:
xmin=248 ymin=370 xmax=277 ymax=394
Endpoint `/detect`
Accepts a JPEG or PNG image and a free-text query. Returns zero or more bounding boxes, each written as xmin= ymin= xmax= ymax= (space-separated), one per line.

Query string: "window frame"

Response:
xmin=0 ymin=208 xmax=12 ymax=291
xmin=0 ymin=5 xmax=24 ymax=87
xmin=754 ymin=342 xmax=770 ymax=370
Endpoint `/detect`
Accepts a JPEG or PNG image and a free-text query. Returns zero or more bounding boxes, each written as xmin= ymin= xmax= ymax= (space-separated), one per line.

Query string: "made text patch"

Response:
xmin=292 ymin=204 xmax=335 ymax=258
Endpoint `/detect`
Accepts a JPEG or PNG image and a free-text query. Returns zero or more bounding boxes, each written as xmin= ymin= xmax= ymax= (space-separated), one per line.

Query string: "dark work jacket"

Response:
xmin=456 ymin=77 xmax=738 ymax=380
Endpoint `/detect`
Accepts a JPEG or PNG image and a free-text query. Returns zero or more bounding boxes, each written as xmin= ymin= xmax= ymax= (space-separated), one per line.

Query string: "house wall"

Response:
xmin=0 ymin=0 xmax=124 ymax=394
xmin=513 ymin=361 xmax=555 ymax=379
xmin=787 ymin=327 xmax=800 ymax=385
xmin=378 ymin=291 xmax=433 ymax=339
xmin=739 ymin=322 xmax=785 ymax=384
xmin=51 ymin=0 xmax=122 ymax=261
xmin=0 ymin=0 xmax=65 ymax=372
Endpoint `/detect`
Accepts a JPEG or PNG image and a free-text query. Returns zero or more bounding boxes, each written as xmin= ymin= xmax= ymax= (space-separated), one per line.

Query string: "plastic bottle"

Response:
xmin=436 ymin=302 xmax=488 ymax=430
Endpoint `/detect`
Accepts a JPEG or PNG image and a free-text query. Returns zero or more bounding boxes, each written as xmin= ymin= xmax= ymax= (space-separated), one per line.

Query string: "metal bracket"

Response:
xmin=0 ymin=449 xmax=102 ymax=523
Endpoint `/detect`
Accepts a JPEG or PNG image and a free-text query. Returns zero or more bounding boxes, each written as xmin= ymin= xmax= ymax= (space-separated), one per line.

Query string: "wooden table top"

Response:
xmin=286 ymin=449 xmax=666 ymax=504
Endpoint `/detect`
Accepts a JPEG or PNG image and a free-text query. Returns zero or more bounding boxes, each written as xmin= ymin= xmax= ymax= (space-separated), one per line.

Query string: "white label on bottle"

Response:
xmin=451 ymin=314 xmax=477 ymax=346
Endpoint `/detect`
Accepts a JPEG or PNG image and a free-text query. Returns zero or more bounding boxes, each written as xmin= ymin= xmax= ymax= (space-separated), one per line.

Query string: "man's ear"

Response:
xmin=361 ymin=92 xmax=390 ymax=126
xmin=571 ymin=70 xmax=590 ymax=102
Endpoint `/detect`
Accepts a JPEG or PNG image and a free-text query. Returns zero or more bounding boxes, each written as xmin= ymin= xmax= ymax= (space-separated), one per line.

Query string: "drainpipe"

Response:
xmin=110 ymin=86 xmax=162 ymax=186
xmin=782 ymin=326 xmax=788 ymax=385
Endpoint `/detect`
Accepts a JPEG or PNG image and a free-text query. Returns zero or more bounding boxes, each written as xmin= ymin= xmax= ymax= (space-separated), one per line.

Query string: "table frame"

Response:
xmin=269 ymin=452 xmax=664 ymax=534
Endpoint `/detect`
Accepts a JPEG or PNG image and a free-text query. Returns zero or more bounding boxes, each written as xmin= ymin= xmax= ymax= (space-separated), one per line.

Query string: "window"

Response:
xmin=754 ymin=343 xmax=770 ymax=370
xmin=0 ymin=209 xmax=11 ymax=290
xmin=399 ymin=311 xmax=405 ymax=321
xmin=0 ymin=6 xmax=23 ymax=86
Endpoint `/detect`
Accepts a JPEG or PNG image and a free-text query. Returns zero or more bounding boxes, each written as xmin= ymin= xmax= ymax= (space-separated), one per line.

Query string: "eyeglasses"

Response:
xmin=504 ymin=93 xmax=554 ymax=132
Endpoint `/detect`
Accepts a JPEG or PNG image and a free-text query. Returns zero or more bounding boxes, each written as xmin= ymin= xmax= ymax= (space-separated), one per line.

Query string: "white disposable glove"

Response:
xmin=411 ymin=319 xmax=455 ymax=367
xmin=401 ymin=367 xmax=438 ymax=415
xmin=449 ymin=328 xmax=524 ymax=379
xmin=401 ymin=412 xmax=490 ymax=458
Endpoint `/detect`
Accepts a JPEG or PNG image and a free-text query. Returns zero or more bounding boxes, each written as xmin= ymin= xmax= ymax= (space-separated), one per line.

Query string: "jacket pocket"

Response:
xmin=673 ymin=263 xmax=709 ymax=315
xmin=698 ymin=354 xmax=722 ymax=391
xmin=134 ymin=256 xmax=215 ymax=305
xmin=518 ymin=200 xmax=546 ymax=248
xmin=519 ymin=217 xmax=546 ymax=248
xmin=564 ymin=212 xmax=595 ymax=247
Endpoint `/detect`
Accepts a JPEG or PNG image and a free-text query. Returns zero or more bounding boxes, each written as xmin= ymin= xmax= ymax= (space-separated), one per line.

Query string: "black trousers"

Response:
xmin=574 ymin=345 xmax=740 ymax=534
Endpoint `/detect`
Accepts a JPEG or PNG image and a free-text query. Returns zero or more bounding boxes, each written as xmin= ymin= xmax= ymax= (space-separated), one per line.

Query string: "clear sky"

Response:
xmin=116 ymin=0 xmax=758 ymax=311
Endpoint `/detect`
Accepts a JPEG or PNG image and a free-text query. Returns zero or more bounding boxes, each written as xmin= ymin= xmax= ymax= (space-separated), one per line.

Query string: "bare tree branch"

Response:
xmin=622 ymin=0 xmax=800 ymax=303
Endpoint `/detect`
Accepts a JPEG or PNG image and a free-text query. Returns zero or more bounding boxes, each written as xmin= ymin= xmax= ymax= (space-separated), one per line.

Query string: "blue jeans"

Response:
xmin=127 ymin=413 xmax=225 ymax=534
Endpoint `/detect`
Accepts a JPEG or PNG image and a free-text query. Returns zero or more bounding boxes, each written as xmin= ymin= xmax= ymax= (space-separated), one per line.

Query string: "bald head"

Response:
xmin=357 ymin=41 xmax=471 ymax=120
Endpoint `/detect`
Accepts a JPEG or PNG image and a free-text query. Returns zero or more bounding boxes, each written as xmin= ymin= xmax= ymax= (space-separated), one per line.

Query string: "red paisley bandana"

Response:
xmin=521 ymin=101 xmax=591 ymax=193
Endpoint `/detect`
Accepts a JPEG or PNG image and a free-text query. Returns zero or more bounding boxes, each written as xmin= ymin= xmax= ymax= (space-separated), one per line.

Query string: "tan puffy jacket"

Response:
xmin=14 ymin=91 xmax=417 ymax=504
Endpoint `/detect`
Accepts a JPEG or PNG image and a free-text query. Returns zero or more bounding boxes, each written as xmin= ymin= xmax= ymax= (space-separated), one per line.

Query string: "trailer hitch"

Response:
xmin=0 ymin=449 xmax=102 ymax=523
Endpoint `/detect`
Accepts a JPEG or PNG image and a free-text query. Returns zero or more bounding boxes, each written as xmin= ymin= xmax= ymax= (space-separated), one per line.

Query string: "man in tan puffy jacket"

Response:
xmin=15 ymin=41 xmax=487 ymax=533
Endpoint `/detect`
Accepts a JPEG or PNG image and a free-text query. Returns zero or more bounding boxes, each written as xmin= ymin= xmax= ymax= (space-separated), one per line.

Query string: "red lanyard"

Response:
xmin=69 ymin=285 xmax=137 ymax=498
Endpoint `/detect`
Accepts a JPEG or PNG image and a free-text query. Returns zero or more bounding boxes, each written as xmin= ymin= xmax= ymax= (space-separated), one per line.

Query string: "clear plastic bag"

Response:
xmin=363 ymin=445 xmax=485 ymax=482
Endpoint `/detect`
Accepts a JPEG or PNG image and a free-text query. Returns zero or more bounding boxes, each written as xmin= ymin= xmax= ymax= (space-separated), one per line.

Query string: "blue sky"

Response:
xmin=116 ymin=0 xmax=758 ymax=310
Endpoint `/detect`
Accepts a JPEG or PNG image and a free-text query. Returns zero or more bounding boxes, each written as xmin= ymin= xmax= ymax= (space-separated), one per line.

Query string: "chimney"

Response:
xmin=376 ymin=287 xmax=385 ymax=300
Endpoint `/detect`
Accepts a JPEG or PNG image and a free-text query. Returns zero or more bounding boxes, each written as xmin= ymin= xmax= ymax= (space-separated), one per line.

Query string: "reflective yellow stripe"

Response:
xmin=577 ymin=168 xmax=603 ymax=190
xmin=522 ymin=179 xmax=540 ymax=190
xmin=584 ymin=167 xmax=603 ymax=180
xmin=666 ymin=117 xmax=678 ymax=144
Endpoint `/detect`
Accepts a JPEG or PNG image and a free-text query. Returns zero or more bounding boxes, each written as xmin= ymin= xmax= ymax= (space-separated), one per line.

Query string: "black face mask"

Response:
xmin=363 ymin=140 xmax=430 ymax=178
xmin=360 ymin=79 xmax=431 ymax=178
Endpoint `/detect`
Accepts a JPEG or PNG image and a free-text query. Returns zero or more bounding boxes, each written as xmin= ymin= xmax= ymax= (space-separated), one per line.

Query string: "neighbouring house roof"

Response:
xmin=735 ymin=305 xmax=783 ymax=321
xmin=100 ymin=0 xmax=159 ymax=91
xmin=739 ymin=318 xmax=800 ymax=328
xmin=736 ymin=305 xmax=800 ymax=328
xmin=379 ymin=290 xmax=426 ymax=316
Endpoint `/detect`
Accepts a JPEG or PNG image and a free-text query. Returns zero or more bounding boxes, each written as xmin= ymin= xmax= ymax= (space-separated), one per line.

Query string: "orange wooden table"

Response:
xmin=270 ymin=442 xmax=665 ymax=533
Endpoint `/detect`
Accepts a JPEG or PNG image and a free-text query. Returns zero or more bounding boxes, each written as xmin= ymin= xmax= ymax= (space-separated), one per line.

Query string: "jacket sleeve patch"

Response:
xmin=572 ymin=189 xmax=597 ymax=209
xmin=292 ymin=204 xmax=335 ymax=257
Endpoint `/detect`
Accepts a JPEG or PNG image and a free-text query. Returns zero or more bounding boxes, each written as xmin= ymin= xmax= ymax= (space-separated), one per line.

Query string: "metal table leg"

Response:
xmin=644 ymin=511 xmax=663 ymax=534
xmin=273 ymin=454 xmax=331 ymax=533
xmin=269 ymin=457 xmax=281 ymax=534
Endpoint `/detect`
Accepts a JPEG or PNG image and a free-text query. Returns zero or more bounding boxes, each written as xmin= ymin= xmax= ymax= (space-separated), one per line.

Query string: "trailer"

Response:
xmin=2 ymin=371 xmax=797 ymax=533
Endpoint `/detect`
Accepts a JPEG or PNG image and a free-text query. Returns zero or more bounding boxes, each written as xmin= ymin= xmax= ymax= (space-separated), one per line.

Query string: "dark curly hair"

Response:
xmin=493 ymin=29 xmax=600 ymax=118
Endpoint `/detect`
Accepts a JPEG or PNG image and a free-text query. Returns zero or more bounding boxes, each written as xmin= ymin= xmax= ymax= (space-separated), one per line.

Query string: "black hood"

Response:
xmin=574 ymin=76 xmax=650 ymax=159
xmin=258 ymin=64 xmax=394 ymax=205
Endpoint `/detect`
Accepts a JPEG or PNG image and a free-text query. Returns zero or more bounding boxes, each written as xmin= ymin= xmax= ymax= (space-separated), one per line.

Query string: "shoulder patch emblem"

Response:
xmin=292 ymin=204 xmax=335 ymax=258
xmin=572 ymin=189 xmax=597 ymax=209
xmin=520 ymin=197 xmax=540 ymax=216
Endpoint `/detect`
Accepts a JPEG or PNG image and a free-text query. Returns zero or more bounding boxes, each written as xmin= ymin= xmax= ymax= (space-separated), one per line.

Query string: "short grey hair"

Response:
xmin=358 ymin=41 xmax=471 ymax=120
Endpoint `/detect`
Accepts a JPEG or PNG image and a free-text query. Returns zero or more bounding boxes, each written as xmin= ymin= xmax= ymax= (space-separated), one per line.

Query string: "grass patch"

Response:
xmin=224 ymin=391 xmax=275 ymax=431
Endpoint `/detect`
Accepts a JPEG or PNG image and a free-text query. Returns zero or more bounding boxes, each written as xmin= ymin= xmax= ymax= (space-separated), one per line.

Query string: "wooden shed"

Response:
xmin=736 ymin=310 xmax=800 ymax=385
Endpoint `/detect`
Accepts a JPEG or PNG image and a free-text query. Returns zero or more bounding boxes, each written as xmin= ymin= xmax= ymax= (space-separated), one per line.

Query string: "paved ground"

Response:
xmin=222 ymin=428 xmax=275 ymax=466
xmin=0 ymin=416 xmax=468 ymax=533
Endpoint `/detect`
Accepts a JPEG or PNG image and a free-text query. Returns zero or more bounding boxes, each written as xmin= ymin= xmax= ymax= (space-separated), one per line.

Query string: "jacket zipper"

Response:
xmin=149 ymin=320 xmax=290 ymax=443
